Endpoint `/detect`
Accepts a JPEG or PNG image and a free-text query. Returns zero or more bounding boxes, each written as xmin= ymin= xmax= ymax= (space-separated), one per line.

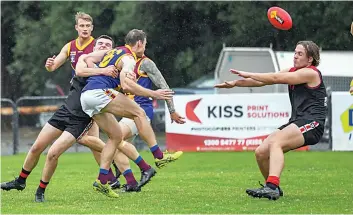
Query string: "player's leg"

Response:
xmin=1 ymin=113 xmax=64 ymax=191
xmin=118 ymin=118 xmax=156 ymax=189
xmin=103 ymin=93 xmax=182 ymax=168
xmin=85 ymin=121 xmax=102 ymax=165
xmin=91 ymin=112 xmax=122 ymax=198
xmin=249 ymin=120 xmax=322 ymax=200
xmin=114 ymin=122 xmax=133 ymax=177
xmin=255 ymin=133 xmax=275 ymax=180
xmin=140 ymin=105 xmax=183 ymax=168
xmin=34 ymin=131 xmax=77 ymax=202
xmin=247 ymin=129 xmax=284 ymax=197
xmin=34 ymin=116 xmax=93 ymax=202
xmin=78 ymin=123 xmax=120 ymax=189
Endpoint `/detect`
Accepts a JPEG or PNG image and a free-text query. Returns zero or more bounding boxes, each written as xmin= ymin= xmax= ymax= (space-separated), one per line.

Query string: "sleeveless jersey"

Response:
xmin=287 ymin=66 xmax=327 ymax=124
xmin=67 ymin=36 xmax=95 ymax=77
xmin=132 ymin=56 xmax=153 ymax=106
xmin=63 ymin=76 xmax=89 ymax=118
xmin=82 ymin=45 xmax=136 ymax=92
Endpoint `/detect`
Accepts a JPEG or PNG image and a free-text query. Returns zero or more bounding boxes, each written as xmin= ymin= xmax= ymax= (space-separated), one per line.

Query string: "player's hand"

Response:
xmin=350 ymin=22 xmax=353 ymax=36
xmin=214 ymin=80 xmax=237 ymax=88
xmin=349 ymin=86 xmax=353 ymax=95
xmin=102 ymin=65 xmax=118 ymax=78
xmin=125 ymin=72 xmax=136 ymax=82
xmin=45 ymin=55 xmax=56 ymax=71
xmin=170 ymin=112 xmax=186 ymax=124
xmin=152 ymin=89 xmax=174 ymax=100
xmin=230 ymin=69 xmax=251 ymax=78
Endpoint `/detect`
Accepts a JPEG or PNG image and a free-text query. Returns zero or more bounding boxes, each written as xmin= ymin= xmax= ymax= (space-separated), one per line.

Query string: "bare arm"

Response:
xmin=84 ymin=50 xmax=110 ymax=65
xmin=246 ymin=68 xmax=317 ymax=85
xmin=140 ymin=59 xmax=176 ymax=114
xmin=234 ymin=78 xmax=266 ymax=87
xmin=76 ymin=54 xmax=118 ymax=78
xmin=215 ymin=68 xmax=290 ymax=88
xmin=45 ymin=43 xmax=69 ymax=72
xmin=233 ymin=68 xmax=290 ymax=86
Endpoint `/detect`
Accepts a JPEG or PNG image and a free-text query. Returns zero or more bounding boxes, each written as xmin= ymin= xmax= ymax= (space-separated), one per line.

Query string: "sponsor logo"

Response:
xmin=185 ymin=99 xmax=202 ymax=123
xmin=340 ymin=104 xmax=353 ymax=141
xmin=70 ymin=51 xmax=76 ymax=63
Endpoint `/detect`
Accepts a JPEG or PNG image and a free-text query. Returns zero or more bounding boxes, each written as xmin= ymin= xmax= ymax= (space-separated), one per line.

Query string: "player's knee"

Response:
xmin=134 ymin=107 xmax=147 ymax=119
xmin=267 ymin=138 xmax=281 ymax=149
xmin=116 ymin=140 xmax=126 ymax=149
xmin=77 ymin=135 xmax=88 ymax=146
xmin=46 ymin=149 xmax=60 ymax=162
xmin=109 ymin=133 xmax=123 ymax=146
xmin=255 ymin=146 xmax=267 ymax=160
xmin=29 ymin=142 xmax=46 ymax=156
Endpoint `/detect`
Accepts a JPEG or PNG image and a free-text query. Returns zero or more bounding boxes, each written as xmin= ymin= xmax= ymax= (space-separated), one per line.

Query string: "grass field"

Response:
xmin=1 ymin=151 xmax=353 ymax=214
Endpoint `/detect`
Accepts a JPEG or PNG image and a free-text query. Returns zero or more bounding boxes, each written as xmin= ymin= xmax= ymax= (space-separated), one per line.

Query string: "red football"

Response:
xmin=267 ymin=6 xmax=293 ymax=30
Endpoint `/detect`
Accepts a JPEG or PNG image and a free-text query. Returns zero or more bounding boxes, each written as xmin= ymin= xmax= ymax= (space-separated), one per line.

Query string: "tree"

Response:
xmin=3 ymin=1 xmax=353 ymax=99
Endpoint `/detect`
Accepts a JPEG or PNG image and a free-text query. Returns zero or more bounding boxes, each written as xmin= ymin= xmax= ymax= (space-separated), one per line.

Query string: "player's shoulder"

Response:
xmin=140 ymin=55 xmax=153 ymax=63
xmin=113 ymin=46 xmax=130 ymax=55
xmin=297 ymin=66 xmax=319 ymax=74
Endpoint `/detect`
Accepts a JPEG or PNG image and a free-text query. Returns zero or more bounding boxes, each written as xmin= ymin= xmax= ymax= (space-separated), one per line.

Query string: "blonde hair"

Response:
xmin=75 ymin=12 xmax=93 ymax=24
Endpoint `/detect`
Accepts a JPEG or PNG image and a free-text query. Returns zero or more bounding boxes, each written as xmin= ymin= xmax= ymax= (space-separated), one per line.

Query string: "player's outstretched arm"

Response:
xmin=215 ymin=78 xmax=266 ymax=88
xmin=45 ymin=43 xmax=70 ymax=72
xmin=231 ymin=67 xmax=318 ymax=85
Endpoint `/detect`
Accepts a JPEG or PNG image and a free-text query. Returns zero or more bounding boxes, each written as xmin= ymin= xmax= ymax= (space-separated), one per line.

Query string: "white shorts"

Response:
xmin=80 ymin=89 xmax=119 ymax=117
xmin=120 ymin=116 xmax=151 ymax=136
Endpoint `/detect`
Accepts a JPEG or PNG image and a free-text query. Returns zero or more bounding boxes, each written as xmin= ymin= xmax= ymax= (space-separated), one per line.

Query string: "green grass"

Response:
xmin=1 ymin=151 xmax=353 ymax=214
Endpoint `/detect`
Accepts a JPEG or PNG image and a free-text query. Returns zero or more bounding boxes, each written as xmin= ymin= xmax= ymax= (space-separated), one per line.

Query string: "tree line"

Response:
xmin=2 ymin=1 xmax=352 ymax=100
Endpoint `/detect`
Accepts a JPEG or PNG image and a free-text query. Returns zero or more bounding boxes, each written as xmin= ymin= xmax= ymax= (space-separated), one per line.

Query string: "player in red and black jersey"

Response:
xmin=215 ymin=41 xmax=327 ymax=200
xmin=43 ymin=12 xmax=112 ymax=176
xmin=45 ymin=12 xmax=95 ymax=77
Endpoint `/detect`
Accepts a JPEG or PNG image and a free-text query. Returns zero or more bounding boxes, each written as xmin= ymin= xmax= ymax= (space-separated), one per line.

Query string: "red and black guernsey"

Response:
xmin=287 ymin=66 xmax=327 ymax=124
xmin=67 ymin=36 xmax=95 ymax=77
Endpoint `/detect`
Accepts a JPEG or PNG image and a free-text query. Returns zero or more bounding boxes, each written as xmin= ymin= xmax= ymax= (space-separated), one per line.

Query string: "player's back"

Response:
xmin=82 ymin=45 xmax=136 ymax=92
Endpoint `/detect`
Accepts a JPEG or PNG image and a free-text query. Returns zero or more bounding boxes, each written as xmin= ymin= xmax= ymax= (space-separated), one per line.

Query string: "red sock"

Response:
xmin=266 ymin=176 xmax=280 ymax=187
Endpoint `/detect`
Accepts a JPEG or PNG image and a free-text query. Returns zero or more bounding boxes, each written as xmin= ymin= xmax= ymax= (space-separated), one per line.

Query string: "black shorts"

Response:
xmin=278 ymin=119 xmax=324 ymax=146
xmin=47 ymin=105 xmax=92 ymax=140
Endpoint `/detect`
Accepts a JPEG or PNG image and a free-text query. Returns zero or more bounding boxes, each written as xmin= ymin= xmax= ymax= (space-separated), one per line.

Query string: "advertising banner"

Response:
xmin=331 ymin=92 xmax=353 ymax=151
xmin=165 ymin=94 xmax=309 ymax=151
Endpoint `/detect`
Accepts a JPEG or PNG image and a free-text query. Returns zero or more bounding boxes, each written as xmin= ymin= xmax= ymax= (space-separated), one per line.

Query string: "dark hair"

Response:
xmin=95 ymin=35 xmax=115 ymax=47
xmin=124 ymin=29 xmax=146 ymax=46
xmin=296 ymin=41 xmax=320 ymax=66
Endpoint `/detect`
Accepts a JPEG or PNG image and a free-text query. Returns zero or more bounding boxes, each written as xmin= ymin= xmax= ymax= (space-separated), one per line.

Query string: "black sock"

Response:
xmin=36 ymin=180 xmax=49 ymax=194
xmin=17 ymin=168 xmax=31 ymax=184
xmin=266 ymin=182 xmax=278 ymax=190
xmin=112 ymin=161 xmax=121 ymax=178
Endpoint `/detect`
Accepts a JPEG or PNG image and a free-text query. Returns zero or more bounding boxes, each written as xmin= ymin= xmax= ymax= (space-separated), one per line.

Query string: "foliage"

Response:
xmin=2 ymin=1 xmax=352 ymax=99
